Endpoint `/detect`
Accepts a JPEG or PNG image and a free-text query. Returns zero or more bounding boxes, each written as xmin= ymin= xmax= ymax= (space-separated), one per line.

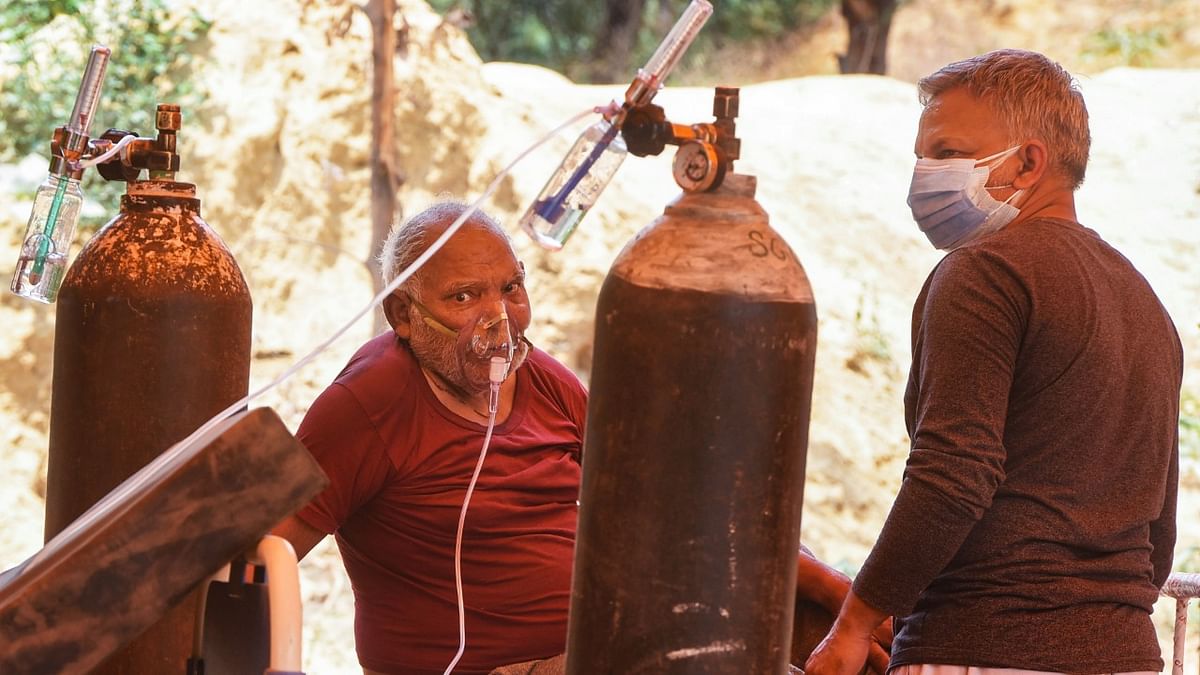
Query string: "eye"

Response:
xmin=452 ymin=291 xmax=473 ymax=303
xmin=503 ymin=280 xmax=524 ymax=294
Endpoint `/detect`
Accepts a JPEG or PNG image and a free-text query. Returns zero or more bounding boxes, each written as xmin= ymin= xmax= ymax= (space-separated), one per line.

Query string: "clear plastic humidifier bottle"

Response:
xmin=518 ymin=118 xmax=628 ymax=251
xmin=11 ymin=174 xmax=85 ymax=304
xmin=10 ymin=43 xmax=109 ymax=304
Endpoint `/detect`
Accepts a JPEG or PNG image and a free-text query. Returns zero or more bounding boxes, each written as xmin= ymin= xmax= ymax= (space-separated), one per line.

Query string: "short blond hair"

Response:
xmin=918 ymin=49 xmax=1091 ymax=190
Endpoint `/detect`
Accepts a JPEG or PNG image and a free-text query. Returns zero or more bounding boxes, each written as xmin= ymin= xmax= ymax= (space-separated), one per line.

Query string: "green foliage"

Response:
xmin=1175 ymin=543 xmax=1200 ymax=573
xmin=705 ymin=0 xmax=835 ymax=42
xmin=0 ymin=0 xmax=85 ymax=42
xmin=1181 ymin=389 xmax=1200 ymax=462
xmin=845 ymin=289 xmax=892 ymax=374
xmin=452 ymin=0 xmax=596 ymax=72
xmin=428 ymin=0 xmax=836 ymax=82
xmin=1083 ymin=25 xmax=1167 ymax=67
xmin=0 ymin=0 xmax=211 ymax=227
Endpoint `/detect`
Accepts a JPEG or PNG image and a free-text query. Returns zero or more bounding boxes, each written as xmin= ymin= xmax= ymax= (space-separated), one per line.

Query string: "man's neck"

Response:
xmin=1012 ymin=184 xmax=1078 ymax=226
xmin=421 ymin=367 xmax=517 ymax=424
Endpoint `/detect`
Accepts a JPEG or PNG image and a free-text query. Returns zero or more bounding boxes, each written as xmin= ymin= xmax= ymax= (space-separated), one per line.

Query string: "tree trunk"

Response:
xmin=364 ymin=0 xmax=401 ymax=335
xmin=589 ymin=0 xmax=646 ymax=83
xmin=838 ymin=0 xmax=898 ymax=75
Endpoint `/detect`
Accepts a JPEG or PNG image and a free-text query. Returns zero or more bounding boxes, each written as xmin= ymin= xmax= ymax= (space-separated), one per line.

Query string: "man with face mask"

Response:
xmin=272 ymin=202 xmax=588 ymax=674
xmin=807 ymin=50 xmax=1183 ymax=675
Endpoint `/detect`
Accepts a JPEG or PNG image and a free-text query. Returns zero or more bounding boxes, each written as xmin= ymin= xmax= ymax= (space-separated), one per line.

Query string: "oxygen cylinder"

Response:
xmin=567 ymin=173 xmax=817 ymax=674
xmin=44 ymin=178 xmax=252 ymax=674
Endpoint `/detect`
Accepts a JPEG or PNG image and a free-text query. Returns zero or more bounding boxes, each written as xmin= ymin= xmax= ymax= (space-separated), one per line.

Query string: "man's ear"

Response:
xmin=383 ymin=292 xmax=413 ymax=339
xmin=1012 ymin=139 xmax=1051 ymax=190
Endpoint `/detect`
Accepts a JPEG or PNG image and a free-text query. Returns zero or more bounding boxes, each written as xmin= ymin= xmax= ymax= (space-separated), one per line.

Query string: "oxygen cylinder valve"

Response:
xmin=621 ymin=86 xmax=742 ymax=193
xmin=95 ymin=103 xmax=184 ymax=183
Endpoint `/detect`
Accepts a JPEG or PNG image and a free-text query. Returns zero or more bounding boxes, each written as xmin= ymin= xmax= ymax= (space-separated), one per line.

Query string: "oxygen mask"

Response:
xmin=412 ymin=298 xmax=528 ymax=388
xmin=466 ymin=309 xmax=517 ymax=363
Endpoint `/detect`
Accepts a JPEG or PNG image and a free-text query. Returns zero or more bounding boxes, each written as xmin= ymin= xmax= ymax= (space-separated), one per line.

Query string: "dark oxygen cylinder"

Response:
xmin=567 ymin=174 xmax=817 ymax=674
xmin=45 ymin=179 xmax=252 ymax=674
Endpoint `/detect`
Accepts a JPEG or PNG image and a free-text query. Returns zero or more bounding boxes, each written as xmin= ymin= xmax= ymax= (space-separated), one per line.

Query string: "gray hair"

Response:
xmin=378 ymin=200 xmax=511 ymax=299
xmin=917 ymin=49 xmax=1091 ymax=190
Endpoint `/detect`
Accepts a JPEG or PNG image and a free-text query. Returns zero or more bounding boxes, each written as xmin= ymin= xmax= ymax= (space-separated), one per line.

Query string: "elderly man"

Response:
xmin=807 ymin=49 xmax=1183 ymax=675
xmin=274 ymin=201 xmax=884 ymax=674
xmin=273 ymin=202 xmax=587 ymax=674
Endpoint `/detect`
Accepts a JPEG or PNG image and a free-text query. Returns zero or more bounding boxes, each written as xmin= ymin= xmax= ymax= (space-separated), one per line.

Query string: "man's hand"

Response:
xmin=795 ymin=547 xmax=893 ymax=673
xmin=804 ymin=588 xmax=891 ymax=675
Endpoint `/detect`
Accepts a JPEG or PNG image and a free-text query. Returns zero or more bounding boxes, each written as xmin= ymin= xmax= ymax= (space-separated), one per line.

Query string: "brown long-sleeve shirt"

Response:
xmin=853 ymin=217 xmax=1182 ymax=672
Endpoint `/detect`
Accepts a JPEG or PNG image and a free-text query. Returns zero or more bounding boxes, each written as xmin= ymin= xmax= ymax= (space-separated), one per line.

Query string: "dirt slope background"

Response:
xmin=1 ymin=0 xmax=1197 ymax=671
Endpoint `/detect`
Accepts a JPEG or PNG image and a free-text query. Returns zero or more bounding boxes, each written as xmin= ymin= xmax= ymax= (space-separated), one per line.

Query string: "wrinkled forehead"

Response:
xmin=417 ymin=222 xmax=521 ymax=287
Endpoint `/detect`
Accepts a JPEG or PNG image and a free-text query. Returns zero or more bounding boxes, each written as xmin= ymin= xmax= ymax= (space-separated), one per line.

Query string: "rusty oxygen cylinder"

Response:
xmin=44 ymin=106 xmax=252 ymax=674
xmin=566 ymin=169 xmax=817 ymax=671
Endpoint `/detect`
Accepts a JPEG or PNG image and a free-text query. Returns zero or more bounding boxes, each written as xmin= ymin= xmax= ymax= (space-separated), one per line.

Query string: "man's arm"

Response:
xmin=808 ymin=252 xmax=1025 ymax=675
xmin=271 ymin=514 xmax=328 ymax=561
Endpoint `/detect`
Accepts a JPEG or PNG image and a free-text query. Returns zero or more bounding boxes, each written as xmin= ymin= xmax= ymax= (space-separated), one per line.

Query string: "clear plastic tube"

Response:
xmin=74 ymin=133 xmax=138 ymax=171
xmin=635 ymin=0 xmax=713 ymax=97
xmin=144 ymin=105 xmax=598 ymax=480
xmin=30 ymin=104 xmax=598 ymax=584
xmin=66 ymin=45 xmax=111 ymax=139
xmin=442 ymin=390 xmax=499 ymax=675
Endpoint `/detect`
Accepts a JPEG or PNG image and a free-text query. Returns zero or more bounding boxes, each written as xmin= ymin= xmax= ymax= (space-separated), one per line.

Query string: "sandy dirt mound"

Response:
xmin=0 ymin=0 xmax=1197 ymax=670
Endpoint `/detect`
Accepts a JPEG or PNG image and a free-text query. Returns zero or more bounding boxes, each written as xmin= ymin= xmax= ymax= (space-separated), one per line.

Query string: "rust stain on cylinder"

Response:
xmin=567 ymin=176 xmax=818 ymax=674
xmin=45 ymin=180 xmax=252 ymax=674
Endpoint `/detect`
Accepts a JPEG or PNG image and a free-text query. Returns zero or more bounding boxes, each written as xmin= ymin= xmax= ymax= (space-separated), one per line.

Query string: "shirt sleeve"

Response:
xmin=1149 ymin=426 xmax=1179 ymax=588
xmin=853 ymin=249 xmax=1027 ymax=616
xmin=531 ymin=349 xmax=589 ymax=441
xmin=561 ymin=370 xmax=588 ymax=433
xmin=293 ymin=382 xmax=393 ymax=534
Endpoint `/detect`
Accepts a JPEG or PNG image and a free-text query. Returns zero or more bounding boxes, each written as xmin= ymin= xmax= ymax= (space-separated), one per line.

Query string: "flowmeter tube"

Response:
xmin=634 ymin=0 xmax=713 ymax=103
xmin=11 ymin=45 xmax=110 ymax=304
xmin=66 ymin=45 xmax=110 ymax=138
xmin=517 ymin=0 xmax=712 ymax=250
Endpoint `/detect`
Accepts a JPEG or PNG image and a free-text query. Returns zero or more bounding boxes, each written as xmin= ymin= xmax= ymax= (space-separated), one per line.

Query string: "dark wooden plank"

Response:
xmin=0 ymin=407 xmax=327 ymax=675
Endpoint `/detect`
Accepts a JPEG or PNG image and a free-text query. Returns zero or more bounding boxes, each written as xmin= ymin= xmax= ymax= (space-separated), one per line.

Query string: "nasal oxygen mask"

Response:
xmin=465 ymin=310 xmax=517 ymax=364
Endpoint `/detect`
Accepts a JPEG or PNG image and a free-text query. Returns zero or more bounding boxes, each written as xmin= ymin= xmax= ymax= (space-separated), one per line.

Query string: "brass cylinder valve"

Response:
xmin=619 ymin=87 xmax=742 ymax=193
xmin=96 ymin=103 xmax=184 ymax=182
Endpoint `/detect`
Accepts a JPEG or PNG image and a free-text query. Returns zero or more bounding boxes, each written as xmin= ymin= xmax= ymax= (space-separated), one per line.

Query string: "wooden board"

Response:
xmin=0 ymin=407 xmax=327 ymax=675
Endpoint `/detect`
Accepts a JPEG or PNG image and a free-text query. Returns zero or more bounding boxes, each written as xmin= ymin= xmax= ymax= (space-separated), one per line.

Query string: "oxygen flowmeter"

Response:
xmin=11 ymin=45 xmax=111 ymax=303
xmin=517 ymin=0 xmax=714 ymax=250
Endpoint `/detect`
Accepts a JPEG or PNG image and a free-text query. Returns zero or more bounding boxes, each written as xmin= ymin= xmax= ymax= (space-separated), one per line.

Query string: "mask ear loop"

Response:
xmin=981 ymin=145 xmax=1027 ymax=211
xmin=976 ymin=144 xmax=1022 ymax=167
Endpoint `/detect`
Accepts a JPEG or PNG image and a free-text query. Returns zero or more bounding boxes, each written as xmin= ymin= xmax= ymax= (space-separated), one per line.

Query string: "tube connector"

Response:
xmin=488 ymin=357 xmax=508 ymax=414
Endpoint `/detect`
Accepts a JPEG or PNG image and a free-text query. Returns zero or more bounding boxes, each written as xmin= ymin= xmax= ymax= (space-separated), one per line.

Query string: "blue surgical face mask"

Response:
xmin=907 ymin=145 xmax=1024 ymax=250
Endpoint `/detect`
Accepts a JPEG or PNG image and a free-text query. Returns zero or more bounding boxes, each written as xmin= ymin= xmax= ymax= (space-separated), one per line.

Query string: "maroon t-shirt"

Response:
xmin=295 ymin=333 xmax=587 ymax=674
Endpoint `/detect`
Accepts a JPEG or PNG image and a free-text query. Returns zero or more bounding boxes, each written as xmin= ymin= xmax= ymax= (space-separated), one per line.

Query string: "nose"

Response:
xmin=478 ymin=305 xmax=509 ymax=331
xmin=470 ymin=304 xmax=515 ymax=359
